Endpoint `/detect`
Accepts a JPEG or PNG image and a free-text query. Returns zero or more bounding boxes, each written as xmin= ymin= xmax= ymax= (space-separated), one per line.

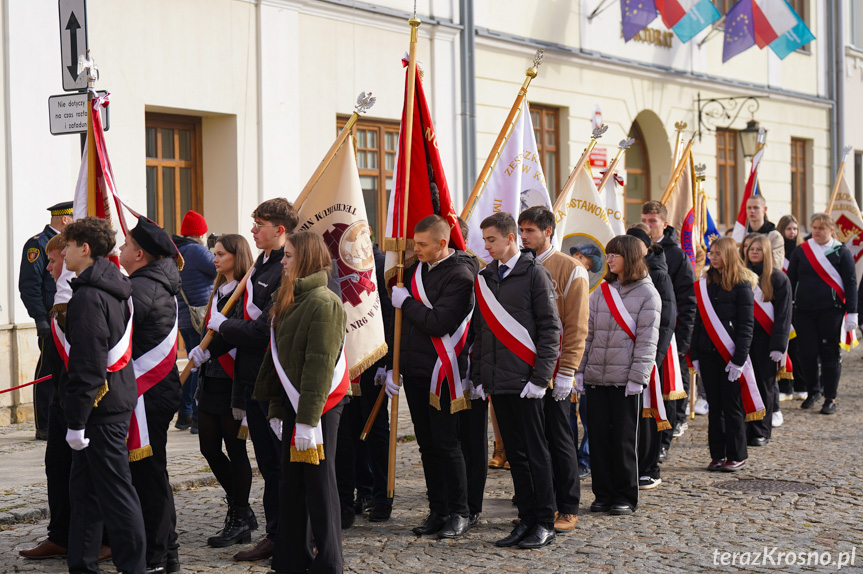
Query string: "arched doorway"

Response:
xmin=624 ymin=111 xmax=673 ymax=226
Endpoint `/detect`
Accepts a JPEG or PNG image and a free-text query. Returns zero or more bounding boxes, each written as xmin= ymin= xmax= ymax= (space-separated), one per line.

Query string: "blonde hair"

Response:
xmin=745 ymin=235 xmax=774 ymax=301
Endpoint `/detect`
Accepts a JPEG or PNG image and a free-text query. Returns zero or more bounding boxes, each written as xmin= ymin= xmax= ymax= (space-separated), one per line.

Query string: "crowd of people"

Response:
xmin=14 ymin=191 xmax=859 ymax=573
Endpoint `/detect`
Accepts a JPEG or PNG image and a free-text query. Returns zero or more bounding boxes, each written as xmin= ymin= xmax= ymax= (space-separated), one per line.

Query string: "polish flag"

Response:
xmin=752 ymin=0 xmax=798 ymax=48
xmin=731 ymin=146 xmax=764 ymax=243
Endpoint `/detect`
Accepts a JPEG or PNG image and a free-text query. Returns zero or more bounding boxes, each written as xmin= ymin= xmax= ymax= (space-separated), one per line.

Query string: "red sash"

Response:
xmin=800 ymin=239 xmax=845 ymax=302
xmin=600 ymin=281 xmax=636 ymax=339
xmin=51 ymin=299 xmax=134 ymax=373
xmin=205 ymin=296 xmax=237 ymax=377
xmin=694 ymin=279 xmax=765 ymax=421
xmin=474 ymin=275 xmax=536 ymax=366
xmin=412 ymin=265 xmax=471 ymax=413
xmin=752 ymin=286 xmax=795 ymax=380
xmin=661 ymin=337 xmax=686 ymax=400
xmin=243 ymin=268 xmax=263 ymax=321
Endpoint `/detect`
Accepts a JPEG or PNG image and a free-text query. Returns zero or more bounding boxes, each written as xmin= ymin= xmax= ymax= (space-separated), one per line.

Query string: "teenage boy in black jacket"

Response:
xmin=471 ymin=212 xmax=560 ymax=549
xmin=386 ymin=214 xmax=478 ymax=539
xmin=61 ymin=217 xmax=146 ymax=574
xmin=119 ymin=216 xmax=184 ymax=574
xmin=200 ymin=198 xmax=298 ymax=561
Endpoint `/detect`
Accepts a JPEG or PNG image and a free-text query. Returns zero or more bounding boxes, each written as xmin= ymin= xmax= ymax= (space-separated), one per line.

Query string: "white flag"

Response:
xmin=830 ymin=176 xmax=863 ymax=284
xmin=602 ymin=173 xmax=626 ymax=236
xmin=466 ymin=101 xmax=551 ymax=262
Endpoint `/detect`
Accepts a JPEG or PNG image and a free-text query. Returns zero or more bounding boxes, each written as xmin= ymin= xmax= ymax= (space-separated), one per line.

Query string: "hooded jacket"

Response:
xmin=658 ymin=226 xmax=697 ymax=353
xmin=64 ymin=257 xmax=137 ymax=429
xmin=172 ymin=235 xmax=216 ymax=330
xmin=645 ymin=245 xmax=677 ymax=364
xmin=578 ymin=277 xmax=661 ymax=388
xmin=690 ymin=271 xmax=755 ymax=367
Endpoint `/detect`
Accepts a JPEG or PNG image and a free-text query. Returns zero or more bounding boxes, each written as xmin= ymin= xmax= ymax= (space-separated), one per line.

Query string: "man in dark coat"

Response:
xmin=61 ymin=217 xmax=146 ymax=574
xmin=120 ymin=216 xmax=184 ymax=574
xmin=19 ymin=201 xmax=73 ymax=439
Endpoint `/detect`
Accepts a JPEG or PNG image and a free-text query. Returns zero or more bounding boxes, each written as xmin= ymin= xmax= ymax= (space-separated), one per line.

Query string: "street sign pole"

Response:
xmin=58 ymin=0 xmax=88 ymax=92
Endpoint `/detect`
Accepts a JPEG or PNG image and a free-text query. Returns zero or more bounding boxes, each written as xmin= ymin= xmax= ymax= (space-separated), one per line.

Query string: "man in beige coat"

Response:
xmin=518 ymin=206 xmax=589 ymax=533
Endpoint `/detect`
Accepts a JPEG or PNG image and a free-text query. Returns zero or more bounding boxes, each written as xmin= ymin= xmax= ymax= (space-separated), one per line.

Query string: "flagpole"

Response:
xmin=595 ymin=138 xmax=634 ymax=195
xmin=670 ymin=121 xmax=687 ymax=172
xmin=826 ymin=145 xmax=853 ymax=214
xmin=552 ymin=125 xmax=608 ymax=213
xmin=659 ymin=137 xmax=695 ymax=205
xmin=460 ymin=50 xmax=544 ymax=221
xmin=85 ymin=50 xmax=97 ymax=217
xmin=293 ymin=93 xmax=377 ymax=211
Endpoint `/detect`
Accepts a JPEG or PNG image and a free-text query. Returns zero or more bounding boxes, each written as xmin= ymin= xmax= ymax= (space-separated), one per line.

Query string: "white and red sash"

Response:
xmin=127 ymin=302 xmax=179 ymax=461
xmin=600 ymin=281 xmax=636 ymax=339
xmin=205 ymin=297 xmax=237 ymax=377
xmin=474 ymin=275 xmax=536 ymax=366
xmin=782 ymin=257 xmax=789 ymax=273
xmin=243 ymin=267 xmax=263 ymax=321
xmin=661 ymin=337 xmax=686 ymax=400
xmin=800 ymin=239 xmax=858 ymax=350
xmin=753 ymin=287 xmax=795 ymax=380
xmin=412 ymin=265 xmax=472 ymax=413
xmin=270 ymin=327 xmax=349 ymax=465
xmin=51 ymin=299 xmax=134 ymax=373
xmin=695 ymin=279 xmax=765 ymax=421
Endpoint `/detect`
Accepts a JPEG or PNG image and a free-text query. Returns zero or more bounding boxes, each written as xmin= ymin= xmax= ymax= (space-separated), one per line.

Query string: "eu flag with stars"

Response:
xmin=621 ymin=0 xmax=659 ymax=42
xmin=723 ymin=0 xmax=756 ymax=62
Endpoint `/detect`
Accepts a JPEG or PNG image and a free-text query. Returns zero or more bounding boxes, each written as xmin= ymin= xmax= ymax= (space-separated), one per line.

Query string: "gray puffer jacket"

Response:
xmin=579 ymin=277 xmax=661 ymax=387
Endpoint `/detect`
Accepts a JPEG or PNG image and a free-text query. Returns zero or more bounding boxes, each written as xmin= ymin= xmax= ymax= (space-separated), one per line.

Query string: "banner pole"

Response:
xmin=552 ymin=125 xmax=608 ymax=214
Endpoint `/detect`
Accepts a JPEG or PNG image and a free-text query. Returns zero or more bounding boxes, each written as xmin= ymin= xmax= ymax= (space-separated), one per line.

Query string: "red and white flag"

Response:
xmin=731 ymin=146 xmax=764 ymax=243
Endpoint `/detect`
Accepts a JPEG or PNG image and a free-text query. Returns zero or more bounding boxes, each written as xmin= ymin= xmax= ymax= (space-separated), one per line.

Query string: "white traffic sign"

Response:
xmin=48 ymin=91 xmax=108 ymax=135
xmin=58 ymin=0 xmax=88 ymax=91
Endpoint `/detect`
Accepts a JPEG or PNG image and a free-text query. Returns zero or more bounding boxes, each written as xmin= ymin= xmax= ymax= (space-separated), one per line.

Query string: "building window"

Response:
xmin=529 ymin=105 xmax=560 ymax=200
xmin=853 ymin=3 xmax=863 ymax=49
xmin=790 ymin=138 xmax=807 ymax=224
xmin=624 ymin=121 xmax=650 ymax=226
xmin=787 ymin=0 xmax=809 ymax=52
xmin=145 ymin=114 xmax=203 ymax=235
xmin=337 ymin=117 xmax=399 ymax=242
xmin=716 ymin=129 xmax=738 ymax=228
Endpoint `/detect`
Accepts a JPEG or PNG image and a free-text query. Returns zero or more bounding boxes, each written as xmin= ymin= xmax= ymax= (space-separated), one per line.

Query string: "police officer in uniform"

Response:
xmin=19 ymin=201 xmax=73 ymax=440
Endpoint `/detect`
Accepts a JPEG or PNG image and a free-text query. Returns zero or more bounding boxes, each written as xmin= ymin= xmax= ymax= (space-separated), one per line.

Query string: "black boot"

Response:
xmin=238 ymin=504 xmax=258 ymax=531
xmin=208 ymin=504 xmax=254 ymax=548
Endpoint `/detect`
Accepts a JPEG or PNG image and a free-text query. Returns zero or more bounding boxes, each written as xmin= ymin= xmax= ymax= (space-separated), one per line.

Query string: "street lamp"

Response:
xmin=696 ymin=92 xmax=766 ymax=142
xmin=738 ymin=119 xmax=763 ymax=159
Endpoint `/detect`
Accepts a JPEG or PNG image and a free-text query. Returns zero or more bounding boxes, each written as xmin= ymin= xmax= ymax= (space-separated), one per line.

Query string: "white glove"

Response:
xmin=624 ymin=381 xmax=643 ymax=396
xmin=575 ymin=372 xmax=584 ymax=394
xmin=552 ymin=373 xmax=573 ymax=401
xmin=470 ymin=382 xmax=486 ymax=401
xmin=188 ymin=346 xmax=211 ymax=367
xmin=207 ymin=311 xmax=227 ymax=332
xmin=769 ymin=351 xmax=784 ymax=363
xmin=269 ymin=418 xmax=283 ymax=441
xmin=725 ymin=362 xmax=744 ymax=382
xmin=293 ymin=422 xmax=317 ymax=452
xmin=845 ymin=313 xmax=858 ymax=331
xmin=374 ymin=367 xmax=387 ymax=386
xmin=391 ymin=286 xmax=411 ymax=309
xmin=384 ymin=370 xmax=401 ymax=398
xmin=232 ymin=408 xmax=246 ymax=421
xmin=520 ymin=381 xmax=547 ymax=399
xmin=65 ymin=428 xmax=89 ymax=451
xmin=692 ymin=360 xmax=701 ymax=376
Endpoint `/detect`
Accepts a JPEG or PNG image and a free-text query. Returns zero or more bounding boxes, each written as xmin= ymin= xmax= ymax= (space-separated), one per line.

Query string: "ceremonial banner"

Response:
xmin=296 ymin=136 xmax=388 ymax=379
xmin=732 ymin=147 xmax=764 ymax=243
xmin=665 ymin=152 xmax=697 ymax=268
xmin=828 ymin=176 xmax=863 ymax=285
xmin=466 ymin=100 xmax=551 ymax=263
xmin=385 ymin=57 xmax=464 ymax=280
xmin=602 ymin=171 xmax=626 ymax=236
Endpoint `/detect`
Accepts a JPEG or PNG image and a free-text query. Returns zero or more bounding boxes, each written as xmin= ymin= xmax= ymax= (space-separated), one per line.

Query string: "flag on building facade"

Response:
xmin=829 ymin=176 xmax=863 ymax=285
xmin=765 ymin=1 xmax=814 ymax=59
xmin=732 ymin=146 xmax=764 ymax=242
xmin=621 ymin=0 xmax=659 ymax=42
xmin=723 ymin=0 xmax=757 ymax=62
xmin=752 ymin=0 xmax=798 ymax=48
xmin=465 ymin=101 xmax=551 ymax=263
xmin=657 ymin=0 xmax=721 ymax=43
xmin=385 ymin=56 xmax=465 ymax=280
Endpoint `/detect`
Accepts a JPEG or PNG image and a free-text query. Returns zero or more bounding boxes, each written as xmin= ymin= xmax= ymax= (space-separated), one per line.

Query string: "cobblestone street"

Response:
xmin=3 ymin=351 xmax=863 ymax=573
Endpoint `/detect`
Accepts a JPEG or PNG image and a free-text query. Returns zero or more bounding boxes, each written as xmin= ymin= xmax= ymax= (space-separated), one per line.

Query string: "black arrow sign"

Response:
xmin=65 ymin=12 xmax=80 ymax=82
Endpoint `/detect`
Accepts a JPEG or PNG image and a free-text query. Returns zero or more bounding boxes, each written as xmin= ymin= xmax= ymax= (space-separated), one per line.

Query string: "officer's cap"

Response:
xmin=47 ymin=201 xmax=73 ymax=216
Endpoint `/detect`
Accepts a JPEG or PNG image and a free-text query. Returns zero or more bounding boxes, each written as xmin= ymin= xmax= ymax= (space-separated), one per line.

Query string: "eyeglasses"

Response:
xmin=606 ymin=253 xmax=620 ymax=261
xmin=252 ymin=222 xmax=279 ymax=232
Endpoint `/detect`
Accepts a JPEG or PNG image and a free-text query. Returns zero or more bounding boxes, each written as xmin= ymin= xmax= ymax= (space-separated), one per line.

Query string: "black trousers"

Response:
xmin=700 ymin=352 xmax=747 ymax=462
xmin=68 ymin=420 xmax=146 ymax=574
xmin=747 ymin=330 xmax=777 ymax=441
xmin=794 ymin=308 xmax=844 ymax=399
xmin=244 ymin=383 xmax=282 ymax=539
xmin=492 ymin=393 xmax=555 ymax=528
xmin=543 ymin=393 xmax=580 ymax=515
xmin=271 ymin=401 xmax=345 ymax=574
xmin=459 ymin=397 xmax=488 ymax=515
xmin=638 ymin=415 xmax=661 ymax=480
xmin=198 ymin=411 xmax=253 ymax=510
xmin=404 ymin=376 xmax=469 ymax=517
xmin=585 ymin=385 xmax=639 ymax=510
xmin=45 ymin=401 xmax=73 ymax=547
xmin=33 ymin=336 xmax=55 ymax=432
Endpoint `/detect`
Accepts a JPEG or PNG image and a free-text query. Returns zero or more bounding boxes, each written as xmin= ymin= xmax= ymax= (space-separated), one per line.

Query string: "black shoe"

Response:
xmin=657 ymin=447 xmax=668 ymax=463
xmin=820 ymin=399 xmax=837 ymax=415
xmin=495 ymin=522 xmax=530 ymax=547
xmin=748 ymin=437 xmax=768 ymax=447
xmin=517 ymin=524 xmax=555 ymax=549
xmin=208 ymin=505 xmax=254 ymax=548
xmin=801 ymin=391 xmax=822 ymax=410
xmin=468 ymin=513 xmax=480 ymax=527
xmin=175 ymin=412 xmax=192 ymax=430
xmin=145 ymin=567 xmax=166 ymax=574
xmin=354 ymin=496 xmax=372 ymax=515
xmin=578 ymin=464 xmax=591 ymax=479
xmin=438 ymin=514 xmax=470 ymax=539
xmin=368 ymin=503 xmax=392 ymax=522
xmin=411 ymin=512 xmax=448 ymax=536
xmin=166 ymin=556 xmax=180 ymax=573
xmin=190 ymin=418 xmax=199 ymax=434
xmin=590 ymin=501 xmax=610 ymax=513
xmin=341 ymin=505 xmax=355 ymax=530
xmin=34 ymin=429 xmax=48 ymax=441
xmin=609 ymin=504 xmax=633 ymax=516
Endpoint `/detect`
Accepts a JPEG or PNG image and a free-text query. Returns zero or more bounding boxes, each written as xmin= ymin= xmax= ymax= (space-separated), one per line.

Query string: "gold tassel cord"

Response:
xmin=93 ymin=380 xmax=109 ymax=407
xmin=663 ymin=390 xmax=688 ymax=401
xmin=656 ymin=420 xmax=672 ymax=431
xmin=745 ymin=409 xmax=766 ymax=422
xmin=237 ymin=425 xmax=249 ymax=440
xmin=348 ymin=343 xmax=389 ymax=380
xmin=127 ymin=445 xmax=153 ymax=462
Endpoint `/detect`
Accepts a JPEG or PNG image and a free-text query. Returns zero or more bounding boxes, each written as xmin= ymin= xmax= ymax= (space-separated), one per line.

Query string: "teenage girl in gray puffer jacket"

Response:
xmin=577 ymin=235 xmax=660 ymax=516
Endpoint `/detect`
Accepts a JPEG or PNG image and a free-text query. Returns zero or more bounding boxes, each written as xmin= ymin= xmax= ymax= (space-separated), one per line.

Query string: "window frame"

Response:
xmin=790 ymin=138 xmax=807 ymax=224
xmin=716 ymin=129 xmax=739 ymax=229
xmin=529 ymin=104 xmax=561 ymax=200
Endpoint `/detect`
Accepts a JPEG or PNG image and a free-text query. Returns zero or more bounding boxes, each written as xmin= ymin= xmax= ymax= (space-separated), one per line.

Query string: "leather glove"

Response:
xmin=725 ymin=362 xmax=744 ymax=382
xmin=374 ymin=367 xmax=387 ymax=386
xmin=36 ymin=320 xmax=51 ymax=340
xmin=692 ymin=360 xmax=701 ymax=376
xmin=520 ymin=381 xmax=547 ymax=399
xmin=65 ymin=428 xmax=89 ymax=451
xmin=188 ymin=346 xmax=211 ymax=367
xmin=232 ymin=408 xmax=246 ymax=421
xmin=293 ymin=422 xmax=317 ymax=452
xmin=769 ymin=351 xmax=784 ymax=363
xmin=269 ymin=418 xmax=283 ymax=441
xmin=845 ymin=313 xmax=858 ymax=331
xmin=384 ymin=370 xmax=401 ymax=398
xmin=391 ymin=286 xmax=411 ymax=309
xmin=625 ymin=381 xmax=643 ymax=396
xmin=207 ymin=311 xmax=227 ymax=332
xmin=575 ymin=372 xmax=584 ymax=393
xmin=552 ymin=373 xmax=573 ymax=401
xmin=470 ymin=382 xmax=486 ymax=401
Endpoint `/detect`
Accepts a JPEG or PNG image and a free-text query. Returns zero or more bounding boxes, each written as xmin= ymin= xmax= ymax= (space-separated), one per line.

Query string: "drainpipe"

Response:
xmin=459 ymin=0 xmax=476 ymax=208
xmin=835 ymin=1 xmax=846 ymax=173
